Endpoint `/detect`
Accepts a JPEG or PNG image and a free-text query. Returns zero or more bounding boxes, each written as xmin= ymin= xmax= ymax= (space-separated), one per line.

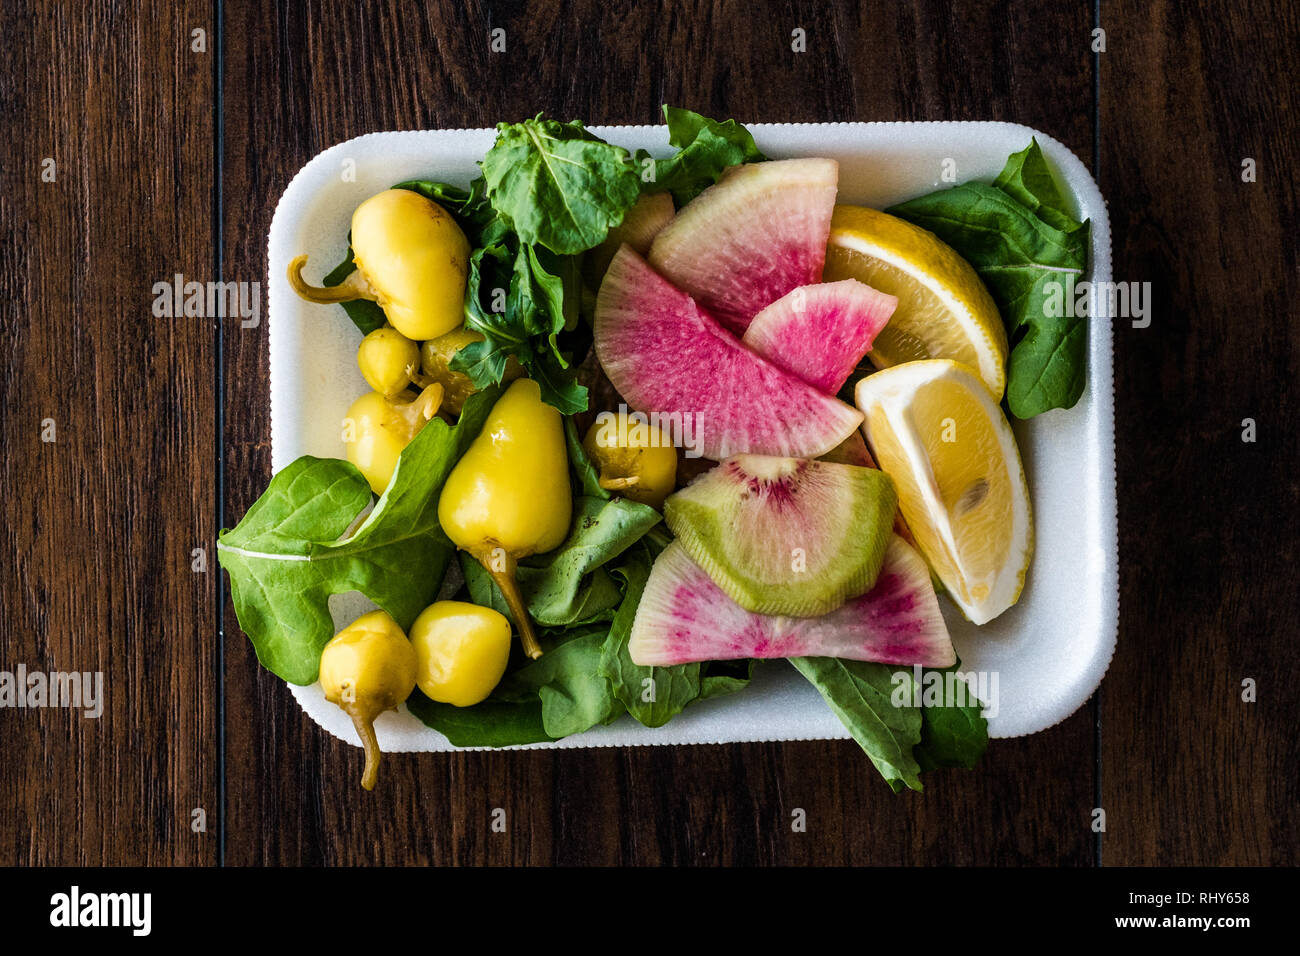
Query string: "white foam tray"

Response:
xmin=265 ymin=121 xmax=1116 ymax=750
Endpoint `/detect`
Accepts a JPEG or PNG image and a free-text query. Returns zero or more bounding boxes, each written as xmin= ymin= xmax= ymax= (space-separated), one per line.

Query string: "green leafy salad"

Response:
xmin=220 ymin=106 xmax=1090 ymax=792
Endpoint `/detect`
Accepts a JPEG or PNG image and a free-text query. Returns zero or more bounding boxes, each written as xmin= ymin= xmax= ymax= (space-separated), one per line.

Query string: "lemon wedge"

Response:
xmin=824 ymin=205 xmax=1008 ymax=399
xmin=855 ymin=360 xmax=1032 ymax=624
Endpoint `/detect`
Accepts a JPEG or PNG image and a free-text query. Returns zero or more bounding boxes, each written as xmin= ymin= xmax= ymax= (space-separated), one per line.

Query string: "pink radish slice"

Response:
xmin=629 ymin=537 xmax=957 ymax=668
xmin=742 ymin=279 xmax=897 ymax=394
xmin=647 ymin=158 xmax=839 ymax=336
xmin=594 ymin=245 xmax=862 ymax=461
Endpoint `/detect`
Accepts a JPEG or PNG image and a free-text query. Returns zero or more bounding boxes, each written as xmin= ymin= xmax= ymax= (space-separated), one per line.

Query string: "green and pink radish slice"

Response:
xmin=628 ymin=536 xmax=956 ymax=668
xmin=741 ymin=279 xmax=897 ymax=394
xmin=647 ymin=158 xmax=839 ymax=336
xmin=664 ymin=455 xmax=897 ymax=616
xmin=594 ymin=246 xmax=863 ymax=460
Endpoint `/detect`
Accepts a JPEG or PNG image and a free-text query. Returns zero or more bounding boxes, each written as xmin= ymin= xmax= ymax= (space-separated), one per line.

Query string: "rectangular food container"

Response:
xmin=265 ymin=121 xmax=1116 ymax=750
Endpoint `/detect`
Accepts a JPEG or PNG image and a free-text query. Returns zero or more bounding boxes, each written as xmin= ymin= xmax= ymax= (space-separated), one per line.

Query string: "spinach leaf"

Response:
xmin=405 ymin=690 xmax=554 ymax=747
xmin=480 ymin=117 xmax=642 ymax=255
xmin=991 ymin=138 xmax=1088 ymax=239
xmin=564 ymin=416 xmax=609 ymax=500
xmin=649 ymin=106 xmax=767 ymax=204
xmin=698 ymin=659 xmax=758 ymax=701
xmin=217 ymin=386 xmax=501 ymax=684
xmin=913 ymin=663 xmax=990 ymax=771
xmin=888 ymin=140 xmax=1090 ymax=419
xmin=598 ymin=545 xmax=704 ymax=727
xmin=407 ymin=627 xmax=623 ymax=744
xmin=494 ymin=626 xmax=624 ymax=738
xmin=462 ymin=495 xmax=663 ymax=627
xmin=790 ymin=657 xmax=923 ymax=792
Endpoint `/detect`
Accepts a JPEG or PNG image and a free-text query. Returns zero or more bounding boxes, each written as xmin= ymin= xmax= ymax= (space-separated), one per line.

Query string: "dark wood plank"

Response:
xmin=1099 ymin=0 xmax=1300 ymax=865
xmin=0 ymin=1 xmax=217 ymax=864
xmin=221 ymin=0 xmax=1096 ymax=864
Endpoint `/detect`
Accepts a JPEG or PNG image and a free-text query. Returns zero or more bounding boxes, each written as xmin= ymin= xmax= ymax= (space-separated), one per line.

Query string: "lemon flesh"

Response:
xmin=855 ymin=360 xmax=1032 ymax=625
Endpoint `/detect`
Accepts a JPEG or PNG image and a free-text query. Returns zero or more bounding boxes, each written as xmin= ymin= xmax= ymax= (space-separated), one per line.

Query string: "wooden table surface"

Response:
xmin=2 ymin=0 xmax=1295 ymax=866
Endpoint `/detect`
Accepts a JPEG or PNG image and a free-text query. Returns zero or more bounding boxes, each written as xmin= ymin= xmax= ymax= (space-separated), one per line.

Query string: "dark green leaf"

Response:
xmin=698 ymin=659 xmax=758 ymax=701
xmin=462 ymin=495 xmax=663 ymax=628
xmin=527 ymin=347 xmax=589 ymax=415
xmin=405 ymin=688 xmax=554 ymax=747
xmin=217 ymin=386 xmax=501 ymax=684
xmin=457 ymin=238 xmax=588 ymax=414
xmin=650 ymin=106 xmax=767 ymax=204
xmin=914 ymin=662 xmax=990 ymax=771
xmin=889 ymin=165 xmax=1090 ymax=419
xmin=991 ymin=139 xmax=1087 ymax=238
xmin=790 ymin=657 xmax=923 ymax=792
xmin=1006 ymin=283 xmax=1088 ymax=417
xmin=481 ymin=117 xmax=642 ymax=255
xmin=494 ymin=627 xmax=623 ymax=737
xmin=564 ymin=416 xmax=609 ymax=500
xmin=598 ymin=546 xmax=703 ymax=727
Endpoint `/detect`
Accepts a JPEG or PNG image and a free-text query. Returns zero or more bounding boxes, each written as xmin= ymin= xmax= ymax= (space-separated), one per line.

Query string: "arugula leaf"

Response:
xmin=888 ymin=140 xmax=1091 ymax=419
xmin=598 ymin=546 xmax=703 ymax=727
xmin=524 ymin=346 xmax=590 ymax=415
xmin=217 ymin=386 xmax=500 ymax=684
xmin=790 ymin=657 xmax=923 ymax=792
xmin=480 ymin=117 xmax=642 ymax=255
xmin=405 ymin=690 xmax=554 ymax=747
xmin=462 ymin=495 xmax=663 ymax=627
xmin=649 ymin=106 xmax=767 ymax=204
xmin=456 ymin=235 xmax=589 ymax=414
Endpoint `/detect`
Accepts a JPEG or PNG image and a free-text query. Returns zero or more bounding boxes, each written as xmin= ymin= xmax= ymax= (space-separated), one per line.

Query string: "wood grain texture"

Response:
xmin=15 ymin=0 xmax=1292 ymax=869
xmin=220 ymin=0 xmax=1097 ymax=865
xmin=0 ymin=1 xmax=217 ymax=864
xmin=1099 ymin=0 xmax=1300 ymax=865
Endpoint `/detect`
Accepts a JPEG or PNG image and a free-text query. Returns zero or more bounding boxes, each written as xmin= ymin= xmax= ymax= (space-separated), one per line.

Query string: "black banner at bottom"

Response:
xmin=2 ymin=865 xmax=1278 ymax=941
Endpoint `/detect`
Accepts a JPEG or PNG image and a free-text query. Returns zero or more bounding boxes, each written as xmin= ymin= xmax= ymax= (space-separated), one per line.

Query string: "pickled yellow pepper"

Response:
xmin=437 ymin=379 xmax=572 ymax=659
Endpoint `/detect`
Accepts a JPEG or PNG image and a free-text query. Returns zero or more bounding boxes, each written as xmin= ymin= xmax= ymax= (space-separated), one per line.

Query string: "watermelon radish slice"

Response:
xmin=741 ymin=279 xmax=897 ymax=394
xmin=594 ymin=246 xmax=863 ymax=460
xmin=647 ymin=158 xmax=839 ymax=335
xmin=663 ymin=455 xmax=897 ymax=617
xmin=629 ymin=537 xmax=956 ymax=668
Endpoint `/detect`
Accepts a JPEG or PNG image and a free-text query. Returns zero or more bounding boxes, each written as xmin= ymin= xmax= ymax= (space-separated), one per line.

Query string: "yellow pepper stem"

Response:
xmin=407 ymin=364 xmax=436 ymax=390
xmin=598 ymin=474 xmax=641 ymax=491
xmin=345 ymin=704 xmax=383 ymax=791
xmin=394 ymin=382 xmax=444 ymax=428
xmin=287 ymin=254 xmax=378 ymax=305
xmin=476 ymin=548 xmax=543 ymax=660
